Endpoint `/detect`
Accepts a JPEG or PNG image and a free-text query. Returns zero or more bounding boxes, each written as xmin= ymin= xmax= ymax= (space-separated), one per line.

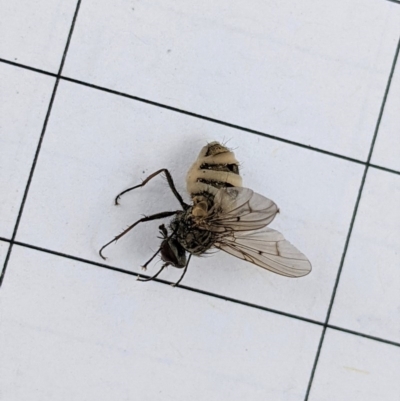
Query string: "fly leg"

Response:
xmin=99 ymin=211 xmax=179 ymax=260
xmin=140 ymin=248 xmax=161 ymax=271
xmin=172 ymin=254 xmax=192 ymax=287
xmin=137 ymin=263 xmax=168 ymax=282
xmin=115 ymin=168 xmax=189 ymax=210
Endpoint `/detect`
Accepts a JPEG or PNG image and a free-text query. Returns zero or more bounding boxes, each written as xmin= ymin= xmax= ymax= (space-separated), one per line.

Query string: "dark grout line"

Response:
xmin=0 ymin=0 xmax=83 ymax=288
xmin=325 ymin=173 xmax=370 ymax=318
xmin=0 ymin=57 xmax=373 ymax=169
xmin=304 ymin=34 xmax=400 ymax=401
xmin=304 ymin=166 xmax=372 ymax=400
xmin=328 ymin=325 xmax=400 ymax=347
xmin=0 ymin=7 xmax=398 ymax=386
xmin=12 ymin=240 xmax=323 ymax=326
xmin=61 ymin=76 xmax=367 ymax=166
xmin=326 ymin=34 xmax=400 ymax=326
xmin=369 ymin=163 xmax=400 ymax=176
xmin=10 ymin=240 xmax=400 ymax=348
xmin=0 ymin=58 xmax=58 ymax=77
xmin=0 ymin=80 xmax=61 ymax=288
xmin=2 ymin=56 xmax=400 ymax=178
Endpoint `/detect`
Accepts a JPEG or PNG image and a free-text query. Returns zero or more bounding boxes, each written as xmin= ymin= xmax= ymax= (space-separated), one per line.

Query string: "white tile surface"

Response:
xmin=372 ymin=59 xmax=400 ymax=172
xmin=64 ymin=0 xmax=400 ymax=160
xmin=0 ymin=63 xmax=55 ymax=238
xmin=0 ymin=245 xmax=322 ymax=401
xmin=2 ymin=1 xmax=400 ymax=399
xmin=0 ymin=0 xmax=78 ymax=72
xmin=0 ymin=241 xmax=9 ymax=265
xmin=330 ymin=168 xmax=400 ymax=343
xmin=16 ymin=80 xmax=364 ymax=321
xmin=309 ymin=329 xmax=400 ymax=401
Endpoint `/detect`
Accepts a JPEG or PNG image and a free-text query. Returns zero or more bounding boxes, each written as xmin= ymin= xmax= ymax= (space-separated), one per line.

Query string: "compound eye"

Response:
xmin=160 ymin=240 xmax=179 ymax=266
xmin=160 ymin=239 xmax=186 ymax=268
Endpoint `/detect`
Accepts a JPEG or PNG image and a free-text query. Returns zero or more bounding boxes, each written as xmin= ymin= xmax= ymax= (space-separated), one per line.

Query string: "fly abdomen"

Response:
xmin=186 ymin=141 xmax=242 ymax=198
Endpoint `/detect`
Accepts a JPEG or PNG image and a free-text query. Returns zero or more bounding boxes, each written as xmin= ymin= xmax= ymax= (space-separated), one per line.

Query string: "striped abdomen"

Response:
xmin=186 ymin=142 xmax=242 ymax=217
xmin=186 ymin=141 xmax=242 ymax=195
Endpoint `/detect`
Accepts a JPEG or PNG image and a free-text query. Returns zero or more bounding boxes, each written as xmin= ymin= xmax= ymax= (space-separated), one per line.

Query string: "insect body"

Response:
xmin=99 ymin=142 xmax=311 ymax=286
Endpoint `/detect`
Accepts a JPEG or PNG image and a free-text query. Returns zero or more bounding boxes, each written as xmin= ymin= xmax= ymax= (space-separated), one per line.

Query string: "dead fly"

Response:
xmin=99 ymin=141 xmax=311 ymax=286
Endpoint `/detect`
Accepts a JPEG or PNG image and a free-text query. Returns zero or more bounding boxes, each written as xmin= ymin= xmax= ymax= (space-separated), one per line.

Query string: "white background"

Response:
xmin=1 ymin=0 xmax=399 ymax=400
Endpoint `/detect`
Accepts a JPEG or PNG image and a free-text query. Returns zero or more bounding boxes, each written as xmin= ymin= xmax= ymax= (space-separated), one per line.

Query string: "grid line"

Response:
xmin=1 ymin=57 xmax=400 ymax=176
xmin=0 ymin=58 xmax=57 ymax=78
xmin=0 ymin=0 xmax=83 ymax=287
xmin=304 ymin=34 xmax=400 ymax=401
xmin=369 ymin=163 xmax=400 ymax=176
xmin=60 ymin=76 xmax=368 ymax=164
xmin=3 ymin=238 xmax=399 ymax=349
xmin=0 ymin=5 xmax=399 ymax=396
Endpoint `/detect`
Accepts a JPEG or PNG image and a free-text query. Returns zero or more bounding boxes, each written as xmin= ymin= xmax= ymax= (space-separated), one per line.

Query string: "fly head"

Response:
xmin=159 ymin=224 xmax=187 ymax=268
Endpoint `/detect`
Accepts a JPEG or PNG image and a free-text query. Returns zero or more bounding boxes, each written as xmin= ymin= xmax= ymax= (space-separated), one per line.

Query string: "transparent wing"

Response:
xmin=215 ymin=228 xmax=311 ymax=277
xmin=208 ymin=187 xmax=279 ymax=232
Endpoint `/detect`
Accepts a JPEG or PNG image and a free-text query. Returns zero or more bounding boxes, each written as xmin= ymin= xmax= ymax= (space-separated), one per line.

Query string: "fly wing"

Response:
xmin=208 ymin=187 xmax=279 ymax=232
xmin=215 ymin=228 xmax=311 ymax=277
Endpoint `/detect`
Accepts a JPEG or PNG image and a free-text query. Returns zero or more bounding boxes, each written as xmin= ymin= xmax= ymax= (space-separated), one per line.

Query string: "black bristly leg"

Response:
xmin=99 ymin=211 xmax=179 ymax=260
xmin=140 ymin=247 xmax=162 ymax=271
xmin=137 ymin=263 xmax=168 ymax=282
xmin=172 ymin=254 xmax=192 ymax=287
xmin=115 ymin=168 xmax=189 ymax=210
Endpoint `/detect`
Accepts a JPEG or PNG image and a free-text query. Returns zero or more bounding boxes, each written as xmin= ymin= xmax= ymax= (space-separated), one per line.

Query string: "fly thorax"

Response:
xmin=171 ymin=209 xmax=215 ymax=255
